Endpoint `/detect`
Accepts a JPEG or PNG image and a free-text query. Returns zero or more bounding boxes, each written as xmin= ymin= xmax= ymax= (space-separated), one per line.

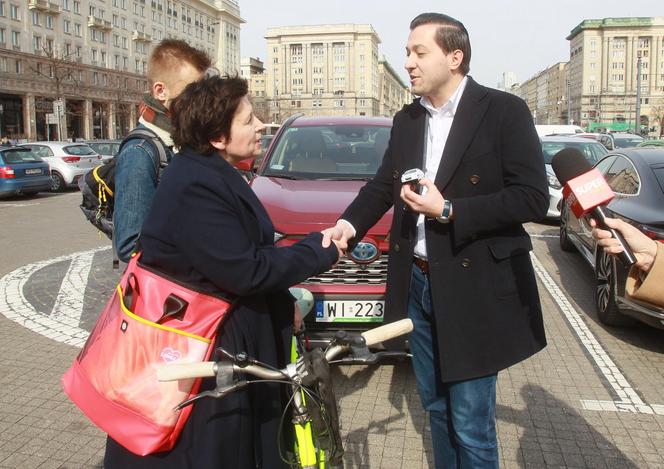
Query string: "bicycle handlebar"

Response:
xmin=157 ymin=318 xmax=413 ymax=383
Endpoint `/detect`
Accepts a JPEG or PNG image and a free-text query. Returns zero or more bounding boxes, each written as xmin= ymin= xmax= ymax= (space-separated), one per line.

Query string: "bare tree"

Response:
xmin=29 ymin=43 xmax=85 ymax=139
xmin=650 ymin=103 xmax=664 ymax=138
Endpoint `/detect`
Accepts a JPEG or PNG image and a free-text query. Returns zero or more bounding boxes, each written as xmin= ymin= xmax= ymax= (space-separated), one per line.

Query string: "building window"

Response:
xmin=15 ymin=58 xmax=21 ymax=74
xmin=32 ymin=10 xmax=39 ymax=25
xmin=32 ymin=35 xmax=41 ymax=52
xmin=0 ymin=1 xmax=5 ymax=16
xmin=63 ymin=19 xmax=70 ymax=33
xmin=11 ymin=30 xmax=19 ymax=47
xmin=75 ymin=23 xmax=81 ymax=37
xmin=62 ymin=0 xmax=69 ymax=10
xmin=9 ymin=3 xmax=18 ymax=20
xmin=73 ymin=0 xmax=80 ymax=13
xmin=91 ymin=48 xmax=97 ymax=62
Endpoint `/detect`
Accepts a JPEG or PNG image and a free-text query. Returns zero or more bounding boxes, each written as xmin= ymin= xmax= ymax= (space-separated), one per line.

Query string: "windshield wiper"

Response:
xmin=263 ymin=172 xmax=302 ymax=180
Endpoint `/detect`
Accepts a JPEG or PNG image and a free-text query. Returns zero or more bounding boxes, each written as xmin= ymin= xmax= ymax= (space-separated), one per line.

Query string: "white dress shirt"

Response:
xmin=413 ymin=76 xmax=468 ymax=260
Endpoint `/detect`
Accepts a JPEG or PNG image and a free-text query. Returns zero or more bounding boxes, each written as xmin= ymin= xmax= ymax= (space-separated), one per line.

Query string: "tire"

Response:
xmin=595 ymin=250 xmax=633 ymax=326
xmin=559 ymin=203 xmax=575 ymax=252
xmin=50 ymin=172 xmax=66 ymax=192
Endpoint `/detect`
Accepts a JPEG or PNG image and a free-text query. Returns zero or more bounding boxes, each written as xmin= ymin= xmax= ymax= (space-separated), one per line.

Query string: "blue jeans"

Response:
xmin=408 ymin=265 xmax=498 ymax=469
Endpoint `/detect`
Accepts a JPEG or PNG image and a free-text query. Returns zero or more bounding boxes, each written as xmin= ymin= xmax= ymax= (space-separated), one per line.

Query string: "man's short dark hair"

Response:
xmin=171 ymin=75 xmax=248 ymax=155
xmin=410 ymin=13 xmax=471 ymax=75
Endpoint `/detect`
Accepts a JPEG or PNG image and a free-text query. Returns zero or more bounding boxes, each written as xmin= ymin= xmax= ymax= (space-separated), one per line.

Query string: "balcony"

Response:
xmin=131 ymin=30 xmax=152 ymax=42
xmin=28 ymin=0 xmax=61 ymax=14
xmin=88 ymin=15 xmax=112 ymax=31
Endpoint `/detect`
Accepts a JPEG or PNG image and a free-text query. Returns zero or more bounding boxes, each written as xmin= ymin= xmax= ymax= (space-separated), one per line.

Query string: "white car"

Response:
xmin=18 ymin=142 xmax=102 ymax=192
xmin=539 ymin=136 xmax=608 ymax=219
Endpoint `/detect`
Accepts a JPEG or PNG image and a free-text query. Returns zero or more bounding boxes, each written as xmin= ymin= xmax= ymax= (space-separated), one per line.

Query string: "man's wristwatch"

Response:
xmin=436 ymin=200 xmax=453 ymax=224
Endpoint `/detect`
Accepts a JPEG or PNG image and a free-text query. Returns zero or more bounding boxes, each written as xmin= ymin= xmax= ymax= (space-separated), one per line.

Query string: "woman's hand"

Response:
xmin=590 ymin=217 xmax=658 ymax=273
xmin=293 ymin=302 xmax=303 ymax=332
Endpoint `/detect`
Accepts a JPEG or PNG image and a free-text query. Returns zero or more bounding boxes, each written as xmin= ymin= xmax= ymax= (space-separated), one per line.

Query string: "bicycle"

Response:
xmin=157 ymin=316 xmax=413 ymax=468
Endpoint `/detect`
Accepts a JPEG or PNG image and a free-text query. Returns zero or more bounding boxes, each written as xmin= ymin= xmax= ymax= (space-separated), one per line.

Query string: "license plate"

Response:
xmin=25 ymin=168 xmax=42 ymax=175
xmin=315 ymin=300 xmax=385 ymax=323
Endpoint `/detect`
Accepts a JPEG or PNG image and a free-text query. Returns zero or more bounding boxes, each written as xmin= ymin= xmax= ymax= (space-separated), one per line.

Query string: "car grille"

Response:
xmin=303 ymin=255 xmax=388 ymax=285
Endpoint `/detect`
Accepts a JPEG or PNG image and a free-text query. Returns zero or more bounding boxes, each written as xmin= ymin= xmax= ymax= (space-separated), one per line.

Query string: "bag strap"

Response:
xmin=119 ymin=127 xmax=169 ymax=181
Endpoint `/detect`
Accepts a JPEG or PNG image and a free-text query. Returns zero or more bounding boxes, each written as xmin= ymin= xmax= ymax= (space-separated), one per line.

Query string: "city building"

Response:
xmin=514 ymin=62 xmax=568 ymax=125
xmin=263 ymin=24 xmax=410 ymax=122
xmin=566 ymin=17 xmax=664 ymax=133
xmin=240 ymin=56 xmax=268 ymax=121
xmin=0 ymin=0 xmax=242 ymax=141
xmin=497 ymin=71 xmax=517 ymax=91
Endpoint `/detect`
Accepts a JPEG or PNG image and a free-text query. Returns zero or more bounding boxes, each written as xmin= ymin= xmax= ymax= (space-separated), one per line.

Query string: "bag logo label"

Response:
xmin=160 ymin=347 xmax=182 ymax=363
xmin=120 ymin=320 xmax=128 ymax=332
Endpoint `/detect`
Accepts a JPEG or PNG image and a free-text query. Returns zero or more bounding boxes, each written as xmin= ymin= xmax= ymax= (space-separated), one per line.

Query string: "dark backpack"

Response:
xmin=78 ymin=127 xmax=169 ymax=240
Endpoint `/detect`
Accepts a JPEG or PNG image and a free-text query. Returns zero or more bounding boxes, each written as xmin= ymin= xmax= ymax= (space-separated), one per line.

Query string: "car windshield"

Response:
xmin=1 ymin=149 xmax=43 ymax=164
xmin=541 ymin=140 xmax=608 ymax=165
xmin=614 ymin=136 xmax=644 ymax=148
xmin=263 ymin=125 xmax=390 ymax=179
xmin=63 ymin=144 xmax=97 ymax=156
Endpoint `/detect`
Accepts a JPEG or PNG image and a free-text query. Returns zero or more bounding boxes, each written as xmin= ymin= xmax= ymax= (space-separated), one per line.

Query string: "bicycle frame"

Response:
xmin=157 ymin=318 xmax=413 ymax=469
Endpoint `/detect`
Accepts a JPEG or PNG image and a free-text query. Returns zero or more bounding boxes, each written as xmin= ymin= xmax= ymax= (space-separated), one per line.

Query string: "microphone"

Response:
xmin=551 ymin=148 xmax=636 ymax=266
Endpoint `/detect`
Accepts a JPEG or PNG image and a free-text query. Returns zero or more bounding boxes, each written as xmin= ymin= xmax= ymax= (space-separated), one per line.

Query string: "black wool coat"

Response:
xmin=104 ymin=147 xmax=338 ymax=469
xmin=342 ymin=77 xmax=550 ymax=382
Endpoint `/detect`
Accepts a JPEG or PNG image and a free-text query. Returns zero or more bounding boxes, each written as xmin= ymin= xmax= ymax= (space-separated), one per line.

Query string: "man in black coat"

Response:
xmin=323 ymin=13 xmax=548 ymax=469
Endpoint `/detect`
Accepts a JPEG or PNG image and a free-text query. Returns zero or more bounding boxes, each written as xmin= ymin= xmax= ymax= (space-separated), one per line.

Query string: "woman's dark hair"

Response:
xmin=170 ymin=75 xmax=248 ymax=155
xmin=410 ymin=13 xmax=471 ymax=75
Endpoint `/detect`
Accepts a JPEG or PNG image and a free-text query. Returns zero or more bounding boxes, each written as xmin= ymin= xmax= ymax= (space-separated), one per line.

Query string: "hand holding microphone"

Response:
xmin=551 ymin=148 xmax=636 ymax=266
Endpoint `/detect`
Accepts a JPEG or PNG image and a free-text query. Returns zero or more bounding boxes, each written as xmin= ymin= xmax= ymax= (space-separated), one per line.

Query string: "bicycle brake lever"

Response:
xmin=175 ymin=381 xmax=249 ymax=410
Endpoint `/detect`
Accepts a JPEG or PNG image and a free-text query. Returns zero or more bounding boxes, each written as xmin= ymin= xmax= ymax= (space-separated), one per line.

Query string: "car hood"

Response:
xmin=250 ymin=175 xmax=393 ymax=234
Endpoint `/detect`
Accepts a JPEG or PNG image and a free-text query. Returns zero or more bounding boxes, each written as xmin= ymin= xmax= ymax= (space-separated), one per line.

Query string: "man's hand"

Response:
xmin=400 ymin=178 xmax=447 ymax=218
xmin=590 ymin=217 xmax=658 ymax=273
xmin=322 ymin=220 xmax=355 ymax=251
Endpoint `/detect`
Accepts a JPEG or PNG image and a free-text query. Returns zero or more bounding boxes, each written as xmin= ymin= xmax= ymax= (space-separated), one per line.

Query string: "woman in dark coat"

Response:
xmin=104 ymin=76 xmax=341 ymax=468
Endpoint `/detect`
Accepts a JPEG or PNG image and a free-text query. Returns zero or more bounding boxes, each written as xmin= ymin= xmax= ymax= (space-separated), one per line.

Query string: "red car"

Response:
xmin=248 ymin=115 xmax=404 ymax=348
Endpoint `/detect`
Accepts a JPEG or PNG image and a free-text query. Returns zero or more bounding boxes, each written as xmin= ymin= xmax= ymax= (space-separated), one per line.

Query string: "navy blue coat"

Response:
xmin=104 ymin=147 xmax=338 ymax=469
xmin=342 ymin=78 xmax=549 ymax=382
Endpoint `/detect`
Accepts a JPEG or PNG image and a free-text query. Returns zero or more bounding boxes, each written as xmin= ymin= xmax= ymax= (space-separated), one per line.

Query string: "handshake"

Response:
xmin=321 ymin=220 xmax=356 ymax=259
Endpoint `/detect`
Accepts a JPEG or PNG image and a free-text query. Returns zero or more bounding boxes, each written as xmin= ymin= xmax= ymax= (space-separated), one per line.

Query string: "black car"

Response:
xmin=559 ymin=148 xmax=664 ymax=328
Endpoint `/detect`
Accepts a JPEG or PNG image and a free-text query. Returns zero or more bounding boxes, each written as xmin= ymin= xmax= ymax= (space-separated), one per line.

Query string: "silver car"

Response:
xmin=540 ymin=136 xmax=608 ymax=219
xmin=18 ymin=142 xmax=102 ymax=192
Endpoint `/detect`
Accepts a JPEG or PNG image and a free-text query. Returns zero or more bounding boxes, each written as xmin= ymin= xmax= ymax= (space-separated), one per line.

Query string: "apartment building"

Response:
xmin=514 ymin=62 xmax=568 ymax=125
xmin=566 ymin=17 xmax=664 ymax=133
xmin=240 ymin=56 xmax=268 ymax=121
xmin=263 ymin=24 xmax=410 ymax=122
xmin=0 ymin=0 xmax=242 ymax=141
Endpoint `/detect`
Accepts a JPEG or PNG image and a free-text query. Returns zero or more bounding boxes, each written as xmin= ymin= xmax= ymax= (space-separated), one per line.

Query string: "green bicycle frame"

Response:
xmin=290 ymin=335 xmax=326 ymax=469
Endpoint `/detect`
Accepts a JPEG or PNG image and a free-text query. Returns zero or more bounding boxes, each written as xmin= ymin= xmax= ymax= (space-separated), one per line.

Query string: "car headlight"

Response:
xmin=274 ymin=231 xmax=286 ymax=243
xmin=547 ymin=173 xmax=562 ymax=190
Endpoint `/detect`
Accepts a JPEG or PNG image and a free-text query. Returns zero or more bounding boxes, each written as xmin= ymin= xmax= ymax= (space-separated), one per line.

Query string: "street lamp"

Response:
xmin=635 ymin=52 xmax=642 ymax=135
xmin=0 ymin=104 xmax=4 ymax=139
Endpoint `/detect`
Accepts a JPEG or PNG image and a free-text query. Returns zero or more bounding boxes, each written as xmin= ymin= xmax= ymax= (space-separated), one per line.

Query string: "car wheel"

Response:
xmin=50 ymin=172 xmax=66 ymax=192
xmin=559 ymin=203 xmax=575 ymax=252
xmin=595 ymin=250 xmax=633 ymax=326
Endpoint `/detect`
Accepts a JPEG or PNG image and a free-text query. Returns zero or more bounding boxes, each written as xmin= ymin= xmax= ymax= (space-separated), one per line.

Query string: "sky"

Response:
xmin=239 ymin=0 xmax=660 ymax=88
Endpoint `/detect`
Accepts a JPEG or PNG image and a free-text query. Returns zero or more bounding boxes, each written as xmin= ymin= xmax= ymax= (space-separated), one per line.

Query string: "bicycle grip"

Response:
xmin=156 ymin=362 xmax=216 ymax=382
xmin=361 ymin=319 xmax=413 ymax=346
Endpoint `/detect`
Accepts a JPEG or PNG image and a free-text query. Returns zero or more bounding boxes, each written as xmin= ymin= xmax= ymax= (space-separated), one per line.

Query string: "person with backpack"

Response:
xmin=113 ymin=39 xmax=211 ymax=262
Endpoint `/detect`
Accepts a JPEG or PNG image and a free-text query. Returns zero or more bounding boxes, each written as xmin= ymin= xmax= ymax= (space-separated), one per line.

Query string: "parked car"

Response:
xmin=0 ymin=146 xmax=51 ymax=198
xmin=540 ymin=136 xmax=608 ymax=219
xmin=559 ymin=147 xmax=664 ymax=328
xmin=84 ymin=139 xmax=121 ymax=164
xmin=637 ymin=139 xmax=664 ymax=148
xmin=18 ymin=142 xmax=101 ymax=192
xmin=248 ymin=115 xmax=401 ymax=348
xmin=597 ymin=133 xmax=645 ymax=150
